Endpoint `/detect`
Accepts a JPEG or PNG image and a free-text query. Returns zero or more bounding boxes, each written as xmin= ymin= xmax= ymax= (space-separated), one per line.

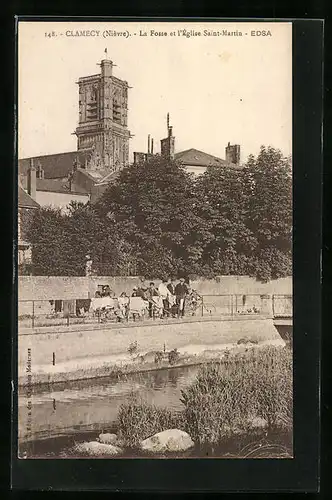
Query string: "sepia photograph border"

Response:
xmin=10 ymin=16 xmax=323 ymax=492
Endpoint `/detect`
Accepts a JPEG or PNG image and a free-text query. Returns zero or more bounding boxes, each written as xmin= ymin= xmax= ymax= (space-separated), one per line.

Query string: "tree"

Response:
xmin=27 ymin=202 xmax=131 ymax=276
xmin=194 ymin=164 xmax=256 ymax=275
xmin=26 ymin=147 xmax=292 ymax=281
xmin=242 ymin=146 xmax=292 ymax=280
xmin=95 ymin=156 xmax=207 ymax=277
xmin=193 ymin=146 xmax=292 ymax=280
xmin=27 ymin=206 xmax=71 ymax=275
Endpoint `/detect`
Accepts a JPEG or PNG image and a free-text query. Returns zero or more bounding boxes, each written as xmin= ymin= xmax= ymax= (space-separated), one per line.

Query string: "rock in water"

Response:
xmin=140 ymin=429 xmax=194 ymax=453
xmin=98 ymin=433 xmax=118 ymax=444
xmin=74 ymin=441 xmax=122 ymax=456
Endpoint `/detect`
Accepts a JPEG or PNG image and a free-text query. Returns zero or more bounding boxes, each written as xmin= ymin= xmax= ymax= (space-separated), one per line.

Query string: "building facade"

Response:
xmin=18 ymin=57 xmax=132 ymax=211
xmin=20 ymin=159 xmax=90 ymax=213
xmin=75 ymin=59 xmax=131 ymax=173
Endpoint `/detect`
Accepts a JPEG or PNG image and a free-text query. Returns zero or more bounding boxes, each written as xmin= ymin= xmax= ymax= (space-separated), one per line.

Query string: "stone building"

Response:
xmin=75 ymin=58 xmax=132 ymax=172
xmin=19 ymin=158 xmax=90 ymax=213
xmin=18 ymin=57 xmax=132 ymax=209
xmin=19 ymin=58 xmax=242 ymax=213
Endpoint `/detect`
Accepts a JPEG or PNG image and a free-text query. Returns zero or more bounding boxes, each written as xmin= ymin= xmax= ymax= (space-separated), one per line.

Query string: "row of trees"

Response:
xmin=25 ymin=146 xmax=292 ymax=281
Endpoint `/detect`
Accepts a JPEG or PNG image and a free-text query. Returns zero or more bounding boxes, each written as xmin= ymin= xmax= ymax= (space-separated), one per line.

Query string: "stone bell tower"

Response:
xmin=74 ymin=55 xmax=131 ymax=172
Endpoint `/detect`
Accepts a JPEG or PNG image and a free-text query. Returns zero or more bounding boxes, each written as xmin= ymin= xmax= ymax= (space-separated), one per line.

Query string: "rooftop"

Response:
xmin=18 ymin=186 xmax=40 ymax=209
xmin=20 ymin=176 xmax=90 ymax=196
xmin=18 ymin=151 xmax=89 ymax=179
xmin=174 ymin=148 xmax=239 ymax=168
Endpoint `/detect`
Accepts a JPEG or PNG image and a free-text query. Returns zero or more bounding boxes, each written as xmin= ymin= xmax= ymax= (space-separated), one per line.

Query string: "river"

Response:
xmin=19 ymin=365 xmax=199 ymax=453
xmin=18 ymin=361 xmax=292 ymax=459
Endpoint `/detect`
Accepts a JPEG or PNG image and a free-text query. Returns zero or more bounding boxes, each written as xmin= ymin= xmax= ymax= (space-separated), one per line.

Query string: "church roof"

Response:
xmin=18 ymin=151 xmax=89 ymax=179
xmin=175 ymin=148 xmax=236 ymax=168
xmin=18 ymin=186 xmax=40 ymax=209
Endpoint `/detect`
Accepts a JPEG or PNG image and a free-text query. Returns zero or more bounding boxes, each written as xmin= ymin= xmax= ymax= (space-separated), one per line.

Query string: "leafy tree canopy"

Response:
xmin=26 ymin=147 xmax=292 ymax=281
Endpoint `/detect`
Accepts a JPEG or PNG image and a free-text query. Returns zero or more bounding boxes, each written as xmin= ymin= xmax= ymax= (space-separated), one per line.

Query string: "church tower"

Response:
xmin=75 ymin=56 xmax=131 ymax=172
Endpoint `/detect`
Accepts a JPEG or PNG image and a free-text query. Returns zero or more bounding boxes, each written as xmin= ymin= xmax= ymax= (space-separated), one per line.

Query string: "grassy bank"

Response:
xmin=116 ymin=346 xmax=292 ymax=448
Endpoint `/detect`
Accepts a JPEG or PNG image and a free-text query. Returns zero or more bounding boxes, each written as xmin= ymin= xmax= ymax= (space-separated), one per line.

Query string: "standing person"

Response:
xmin=158 ymin=278 xmax=170 ymax=318
xmin=175 ymin=278 xmax=189 ymax=318
xmin=118 ymin=292 xmax=129 ymax=320
xmin=147 ymin=282 xmax=160 ymax=318
xmin=167 ymin=278 xmax=177 ymax=317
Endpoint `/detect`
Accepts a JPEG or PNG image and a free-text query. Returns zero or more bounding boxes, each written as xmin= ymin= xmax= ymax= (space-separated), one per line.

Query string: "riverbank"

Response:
xmin=18 ymin=316 xmax=285 ymax=386
xmin=19 ymin=427 xmax=293 ymax=459
xmin=18 ymin=346 xmax=293 ymax=459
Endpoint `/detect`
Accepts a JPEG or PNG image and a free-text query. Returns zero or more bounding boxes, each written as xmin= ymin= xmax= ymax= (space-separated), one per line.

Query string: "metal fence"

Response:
xmin=18 ymin=293 xmax=293 ymax=329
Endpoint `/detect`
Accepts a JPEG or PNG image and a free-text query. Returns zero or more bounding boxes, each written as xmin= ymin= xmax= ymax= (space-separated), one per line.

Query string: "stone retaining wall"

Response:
xmin=18 ymin=275 xmax=292 ymax=301
xmin=18 ymin=317 xmax=284 ymax=385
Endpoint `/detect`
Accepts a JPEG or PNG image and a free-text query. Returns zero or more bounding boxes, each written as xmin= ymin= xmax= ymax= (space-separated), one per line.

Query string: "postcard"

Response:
xmin=17 ymin=20 xmax=293 ymax=460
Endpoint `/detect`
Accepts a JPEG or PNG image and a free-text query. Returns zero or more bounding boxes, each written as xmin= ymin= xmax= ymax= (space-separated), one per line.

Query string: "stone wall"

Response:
xmin=18 ymin=275 xmax=292 ymax=302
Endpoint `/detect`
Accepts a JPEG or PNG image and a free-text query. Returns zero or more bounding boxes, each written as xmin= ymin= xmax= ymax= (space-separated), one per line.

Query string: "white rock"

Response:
xmin=250 ymin=417 xmax=268 ymax=429
xmin=140 ymin=429 xmax=194 ymax=453
xmin=98 ymin=433 xmax=118 ymax=444
xmin=74 ymin=441 xmax=122 ymax=456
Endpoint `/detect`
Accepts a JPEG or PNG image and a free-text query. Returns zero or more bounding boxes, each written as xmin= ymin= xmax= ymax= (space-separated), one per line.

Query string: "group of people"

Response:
xmin=89 ymin=278 xmax=192 ymax=320
xmin=131 ymin=277 xmax=190 ymax=319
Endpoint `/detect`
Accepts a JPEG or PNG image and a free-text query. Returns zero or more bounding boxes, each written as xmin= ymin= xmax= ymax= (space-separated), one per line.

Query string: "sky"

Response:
xmin=18 ymin=21 xmax=292 ymax=163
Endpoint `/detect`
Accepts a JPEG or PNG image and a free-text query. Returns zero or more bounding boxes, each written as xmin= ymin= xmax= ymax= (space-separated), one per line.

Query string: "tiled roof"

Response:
xmin=175 ymin=148 xmax=236 ymax=168
xmin=37 ymin=178 xmax=90 ymax=195
xmin=18 ymin=186 xmax=40 ymax=209
xmin=20 ymin=176 xmax=90 ymax=195
xmin=18 ymin=151 xmax=89 ymax=179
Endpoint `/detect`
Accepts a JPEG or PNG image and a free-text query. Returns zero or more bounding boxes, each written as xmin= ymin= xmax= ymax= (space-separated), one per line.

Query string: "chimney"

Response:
xmin=68 ymin=171 xmax=74 ymax=192
xmin=225 ymin=143 xmax=241 ymax=166
xmin=27 ymin=159 xmax=36 ymax=199
xmin=147 ymin=134 xmax=151 ymax=154
xmin=36 ymin=161 xmax=44 ymax=179
xmin=151 ymin=138 xmax=154 ymax=154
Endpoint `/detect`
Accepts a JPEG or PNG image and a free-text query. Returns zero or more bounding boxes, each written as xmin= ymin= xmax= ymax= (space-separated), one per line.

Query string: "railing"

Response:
xmin=18 ymin=294 xmax=293 ymax=329
xmin=272 ymin=294 xmax=293 ymax=318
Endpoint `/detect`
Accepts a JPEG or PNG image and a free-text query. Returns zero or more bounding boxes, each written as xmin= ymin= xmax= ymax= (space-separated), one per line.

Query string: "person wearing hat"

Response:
xmin=175 ymin=278 xmax=189 ymax=318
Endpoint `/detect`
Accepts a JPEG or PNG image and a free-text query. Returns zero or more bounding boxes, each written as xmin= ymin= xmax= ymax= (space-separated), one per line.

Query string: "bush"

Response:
xmin=117 ymin=396 xmax=185 ymax=447
xmin=168 ymin=348 xmax=180 ymax=365
xmin=116 ymin=347 xmax=292 ymax=448
xmin=127 ymin=341 xmax=139 ymax=357
xmin=180 ymin=347 xmax=292 ymax=445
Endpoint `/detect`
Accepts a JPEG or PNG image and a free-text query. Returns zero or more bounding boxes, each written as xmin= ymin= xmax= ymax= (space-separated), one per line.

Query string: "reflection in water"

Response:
xmin=19 ymin=365 xmax=200 ymax=442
